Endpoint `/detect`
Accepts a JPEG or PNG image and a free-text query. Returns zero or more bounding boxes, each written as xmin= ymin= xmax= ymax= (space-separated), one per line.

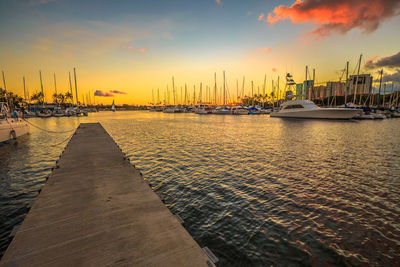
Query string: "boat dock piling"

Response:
xmin=0 ymin=123 xmax=215 ymax=266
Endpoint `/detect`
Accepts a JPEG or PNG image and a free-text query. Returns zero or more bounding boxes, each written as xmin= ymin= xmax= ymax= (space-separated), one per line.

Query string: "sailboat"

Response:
xmin=111 ymin=100 xmax=116 ymax=112
xmin=0 ymin=102 xmax=30 ymax=143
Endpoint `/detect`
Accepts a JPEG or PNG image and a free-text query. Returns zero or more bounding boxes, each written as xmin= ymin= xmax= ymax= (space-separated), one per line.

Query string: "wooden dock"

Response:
xmin=0 ymin=123 xmax=213 ymax=266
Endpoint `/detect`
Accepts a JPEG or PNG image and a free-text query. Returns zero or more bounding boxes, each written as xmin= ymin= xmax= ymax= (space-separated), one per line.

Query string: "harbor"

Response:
xmin=1 ymin=0 xmax=400 ymax=265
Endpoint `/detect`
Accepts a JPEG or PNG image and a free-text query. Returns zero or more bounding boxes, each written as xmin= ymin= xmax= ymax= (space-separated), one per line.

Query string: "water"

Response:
xmin=1 ymin=111 xmax=399 ymax=266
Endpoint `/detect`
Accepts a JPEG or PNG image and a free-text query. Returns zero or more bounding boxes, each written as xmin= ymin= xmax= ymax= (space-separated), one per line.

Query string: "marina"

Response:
xmin=1 ymin=0 xmax=400 ymax=265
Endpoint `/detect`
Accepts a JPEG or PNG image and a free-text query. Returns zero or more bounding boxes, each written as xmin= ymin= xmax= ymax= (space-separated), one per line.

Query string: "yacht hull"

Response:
xmin=0 ymin=119 xmax=30 ymax=143
xmin=270 ymin=108 xmax=360 ymax=119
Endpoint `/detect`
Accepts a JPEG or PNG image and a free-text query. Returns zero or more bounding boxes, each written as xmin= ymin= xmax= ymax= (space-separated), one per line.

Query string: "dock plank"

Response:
xmin=0 ymin=123 xmax=212 ymax=267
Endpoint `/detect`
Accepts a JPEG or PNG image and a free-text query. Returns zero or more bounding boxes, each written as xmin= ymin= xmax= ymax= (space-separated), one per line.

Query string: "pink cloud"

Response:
xmin=216 ymin=0 xmax=221 ymax=4
xmin=138 ymin=47 xmax=147 ymax=53
xmin=109 ymin=90 xmax=127 ymax=95
xmin=366 ymin=56 xmax=378 ymax=66
xmin=258 ymin=13 xmax=265 ymax=21
xmin=94 ymin=90 xmax=114 ymax=97
xmin=267 ymin=0 xmax=400 ymax=38
xmin=259 ymin=47 xmax=271 ymax=53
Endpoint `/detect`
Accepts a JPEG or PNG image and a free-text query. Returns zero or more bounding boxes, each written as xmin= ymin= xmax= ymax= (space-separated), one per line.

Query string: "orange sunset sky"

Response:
xmin=1 ymin=0 xmax=400 ymax=105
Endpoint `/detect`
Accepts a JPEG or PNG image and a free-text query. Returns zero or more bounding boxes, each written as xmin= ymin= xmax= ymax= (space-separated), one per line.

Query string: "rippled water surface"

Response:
xmin=1 ymin=111 xmax=400 ymax=266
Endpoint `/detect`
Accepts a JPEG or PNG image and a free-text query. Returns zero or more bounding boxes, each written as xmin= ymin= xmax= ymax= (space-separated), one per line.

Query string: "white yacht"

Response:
xmin=0 ymin=103 xmax=30 ymax=143
xmin=270 ymin=100 xmax=360 ymax=119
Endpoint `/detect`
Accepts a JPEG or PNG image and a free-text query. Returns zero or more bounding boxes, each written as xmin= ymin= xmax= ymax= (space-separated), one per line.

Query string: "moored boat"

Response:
xmin=0 ymin=103 xmax=29 ymax=143
xmin=270 ymin=100 xmax=360 ymax=119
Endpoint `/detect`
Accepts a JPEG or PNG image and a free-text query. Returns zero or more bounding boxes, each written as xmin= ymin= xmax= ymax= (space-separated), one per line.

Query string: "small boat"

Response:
xmin=37 ymin=110 xmax=52 ymax=118
xmin=53 ymin=107 xmax=65 ymax=117
xmin=356 ymin=112 xmax=375 ymax=120
xmin=231 ymin=106 xmax=248 ymax=115
xmin=0 ymin=103 xmax=30 ymax=143
xmin=372 ymin=112 xmax=386 ymax=120
xmin=270 ymin=100 xmax=360 ymax=119
xmin=212 ymin=106 xmax=231 ymax=115
xmin=163 ymin=107 xmax=175 ymax=113
xmin=392 ymin=112 xmax=400 ymax=118
xmin=260 ymin=108 xmax=271 ymax=114
xmin=195 ymin=106 xmax=213 ymax=115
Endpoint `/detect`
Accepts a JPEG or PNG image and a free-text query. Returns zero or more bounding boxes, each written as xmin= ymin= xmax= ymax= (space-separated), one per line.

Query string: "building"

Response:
xmin=303 ymin=80 xmax=314 ymax=99
xmin=348 ymin=74 xmax=373 ymax=95
xmin=326 ymin=81 xmax=346 ymax=97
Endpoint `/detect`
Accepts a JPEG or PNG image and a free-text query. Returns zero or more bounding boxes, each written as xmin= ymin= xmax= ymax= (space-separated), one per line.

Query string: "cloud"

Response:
xmin=216 ymin=0 xmax=221 ymax=5
xmin=259 ymin=47 xmax=271 ymax=53
xmin=258 ymin=13 xmax=265 ymax=21
xmin=32 ymin=38 xmax=53 ymax=51
xmin=109 ymin=90 xmax=127 ymax=95
xmin=121 ymin=44 xmax=135 ymax=51
xmin=94 ymin=90 xmax=114 ymax=97
xmin=121 ymin=44 xmax=147 ymax=53
xmin=272 ymin=68 xmax=277 ymax=72
xmin=365 ymin=52 xmax=400 ymax=69
xmin=267 ymin=0 xmax=400 ymax=37
xmin=382 ymin=70 xmax=400 ymax=82
xmin=366 ymin=56 xmax=378 ymax=66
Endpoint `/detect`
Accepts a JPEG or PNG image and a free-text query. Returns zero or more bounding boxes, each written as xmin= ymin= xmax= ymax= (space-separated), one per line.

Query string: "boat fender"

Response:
xmin=10 ymin=130 xmax=16 ymax=139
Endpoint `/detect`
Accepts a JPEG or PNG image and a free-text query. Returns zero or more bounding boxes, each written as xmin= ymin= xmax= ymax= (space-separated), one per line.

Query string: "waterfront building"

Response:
xmin=348 ymin=74 xmax=373 ymax=95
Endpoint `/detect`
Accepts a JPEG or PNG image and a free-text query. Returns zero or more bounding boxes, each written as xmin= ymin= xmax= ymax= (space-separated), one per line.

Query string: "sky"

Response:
xmin=0 ymin=0 xmax=399 ymax=105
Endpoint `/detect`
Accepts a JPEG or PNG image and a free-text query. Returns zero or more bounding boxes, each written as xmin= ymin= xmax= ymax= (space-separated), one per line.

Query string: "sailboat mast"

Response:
xmin=23 ymin=76 xmax=26 ymax=101
xmin=277 ymin=76 xmax=280 ymax=104
xmin=251 ymin=80 xmax=254 ymax=106
xmin=345 ymin=61 xmax=349 ymax=104
xmin=353 ymin=54 xmax=362 ymax=104
xmin=69 ymin=71 xmax=73 ymax=104
xmin=271 ymin=79 xmax=275 ymax=107
xmin=172 ymin=76 xmax=175 ymax=106
xmin=312 ymin=69 xmax=315 ymax=101
xmin=378 ymin=69 xmax=383 ymax=107
xmin=74 ymin=67 xmax=78 ymax=106
xmin=383 ymin=83 xmax=386 ymax=108
xmin=214 ymin=72 xmax=217 ymax=105
xmin=242 ymin=76 xmax=245 ymax=100
xmin=1 ymin=70 xmax=6 ymax=91
xmin=184 ymin=84 xmax=187 ymax=106
xmin=223 ymin=71 xmax=226 ymax=106
xmin=193 ymin=85 xmax=196 ymax=105
xmin=263 ymin=74 xmax=266 ymax=96
xmin=39 ymin=70 xmax=44 ymax=107
xmin=199 ymin=82 xmax=202 ymax=104
xmin=236 ymin=79 xmax=239 ymax=103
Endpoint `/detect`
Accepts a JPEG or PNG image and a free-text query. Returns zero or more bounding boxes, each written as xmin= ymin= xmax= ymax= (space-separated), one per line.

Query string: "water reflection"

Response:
xmin=1 ymin=112 xmax=399 ymax=266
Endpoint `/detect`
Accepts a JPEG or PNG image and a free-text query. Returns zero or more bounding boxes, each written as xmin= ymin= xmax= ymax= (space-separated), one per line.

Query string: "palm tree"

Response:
xmin=31 ymin=91 xmax=44 ymax=104
xmin=65 ymin=92 xmax=73 ymax=104
xmin=1 ymin=87 xmax=23 ymax=108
